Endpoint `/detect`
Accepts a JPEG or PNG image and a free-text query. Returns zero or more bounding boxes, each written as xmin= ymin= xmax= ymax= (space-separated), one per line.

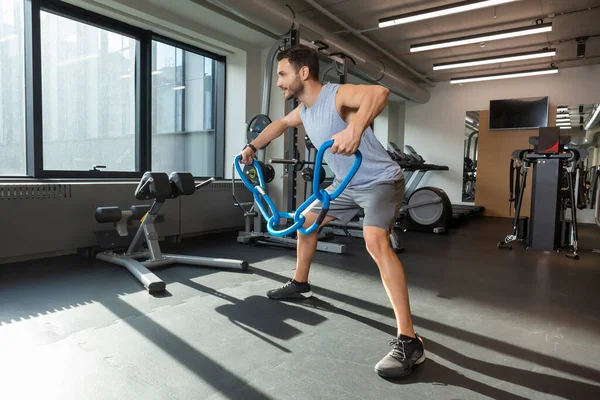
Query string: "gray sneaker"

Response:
xmin=266 ymin=279 xmax=313 ymax=299
xmin=375 ymin=333 xmax=426 ymax=378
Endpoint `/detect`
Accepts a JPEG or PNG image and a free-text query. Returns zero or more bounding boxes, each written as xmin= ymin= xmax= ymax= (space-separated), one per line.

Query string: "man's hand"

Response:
xmin=331 ymin=127 xmax=361 ymax=156
xmin=240 ymin=146 xmax=256 ymax=165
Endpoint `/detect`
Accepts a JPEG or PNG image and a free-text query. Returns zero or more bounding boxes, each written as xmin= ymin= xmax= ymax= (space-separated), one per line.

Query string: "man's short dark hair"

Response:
xmin=277 ymin=45 xmax=320 ymax=81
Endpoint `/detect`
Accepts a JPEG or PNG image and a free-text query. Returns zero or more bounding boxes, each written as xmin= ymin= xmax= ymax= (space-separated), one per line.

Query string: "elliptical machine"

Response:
xmin=388 ymin=143 xmax=453 ymax=234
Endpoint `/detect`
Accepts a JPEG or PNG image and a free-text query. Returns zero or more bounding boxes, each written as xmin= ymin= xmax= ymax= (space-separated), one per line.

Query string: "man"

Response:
xmin=239 ymin=45 xmax=425 ymax=378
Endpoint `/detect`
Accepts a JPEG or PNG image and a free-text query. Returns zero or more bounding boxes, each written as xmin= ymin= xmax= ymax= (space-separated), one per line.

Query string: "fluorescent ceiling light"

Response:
xmin=556 ymin=117 xmax=570 ymax=121
xmin=556 ymin=122 xmax=571 ymax=126
xmin=584 ymin=104 xmax=600 ymax=130
xmin=557 ymin=107 xmax=569 ymax=112
xmin=560 ymin=126 xmax=571 ymax=130
xmin=450 ymin=67 xmax=558 ymax=84
xmin=379 ymin=0 xmax=517 ymax=28
xmin=465 ymin=117 xmax=474 ymax=123
xmin=172 ymin=86 xmax=185 ymax=91
xmin=433 ymin=49 xmax=556 ymax=70
xmin=412 ymin=23 xmax=552 ymax=52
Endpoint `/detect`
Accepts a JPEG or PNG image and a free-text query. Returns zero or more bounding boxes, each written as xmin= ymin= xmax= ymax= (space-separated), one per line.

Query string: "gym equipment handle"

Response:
xmin=195 ymin=177 xmax=215 ymax=190
xmin=269 ymin=158 xmax=299 ymax=165
xmin=234 ymin=139 xmax=362 ymax=237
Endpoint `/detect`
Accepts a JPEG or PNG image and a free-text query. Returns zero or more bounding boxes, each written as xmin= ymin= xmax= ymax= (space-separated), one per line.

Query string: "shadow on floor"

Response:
xmin=296 ymin=297 xmax=600 ymax=399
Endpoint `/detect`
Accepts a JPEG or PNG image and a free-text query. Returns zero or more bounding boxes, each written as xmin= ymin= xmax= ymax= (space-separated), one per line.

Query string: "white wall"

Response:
xmin=373 ymin=105 xmax=390 ymax=146
xmin=224 ymin=51 xmax=248 ymax=179
xmin=405 ymin=64 xmax=600 ymax=203
xmin=372 ymin=101 xmax=406 ymax=150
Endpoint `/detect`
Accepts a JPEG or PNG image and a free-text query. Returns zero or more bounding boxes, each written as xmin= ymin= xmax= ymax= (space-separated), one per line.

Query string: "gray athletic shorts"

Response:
xmin=307 ymin=177 xmax=405 ymax=231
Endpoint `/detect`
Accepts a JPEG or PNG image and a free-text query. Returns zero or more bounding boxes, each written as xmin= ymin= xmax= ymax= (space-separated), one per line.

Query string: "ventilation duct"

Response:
xmin=585 ymin=126 xmax=600 ymax=145
xmin=203 ymin=0 xmax=431 ymax=104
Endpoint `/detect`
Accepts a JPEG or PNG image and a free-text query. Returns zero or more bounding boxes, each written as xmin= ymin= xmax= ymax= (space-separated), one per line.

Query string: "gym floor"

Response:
xmin=1 ymin=218 xmax=599 ymax=400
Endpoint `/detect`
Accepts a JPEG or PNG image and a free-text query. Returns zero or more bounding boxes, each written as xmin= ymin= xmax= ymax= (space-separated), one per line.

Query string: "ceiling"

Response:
xmin=275 ymin=0 xmax=600 ymax=85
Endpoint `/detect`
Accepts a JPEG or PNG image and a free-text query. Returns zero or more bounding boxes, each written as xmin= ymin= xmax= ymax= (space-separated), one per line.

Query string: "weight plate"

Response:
xmin=246 ymin=114 xmax=272 ymax=149
xmin=243 ymin=165 xmax=259 ymax=185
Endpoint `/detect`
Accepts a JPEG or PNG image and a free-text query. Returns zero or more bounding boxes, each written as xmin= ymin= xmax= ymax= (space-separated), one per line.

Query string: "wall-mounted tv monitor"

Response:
xmin=489 ymin=96 xmax=549 ymax=130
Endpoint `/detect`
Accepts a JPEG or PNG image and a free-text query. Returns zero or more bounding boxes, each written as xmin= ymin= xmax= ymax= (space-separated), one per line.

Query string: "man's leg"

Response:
xmin=363 ymin=226 xmax=414 ymax=338
xmin=364 ymin=226 xmax=425 ymax=378
xmin=294 ymin=212 xmax=336 ymax=282
xmin=266 ymin=212 xmax=335 ymax=299
xmin=354 ymin=178 xmax=425 ymax=377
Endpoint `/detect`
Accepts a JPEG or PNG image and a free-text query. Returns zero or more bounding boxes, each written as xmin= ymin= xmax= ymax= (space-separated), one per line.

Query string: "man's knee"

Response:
xmin=363 ymin=226 xmax=392 ymax=257
xmin=299 ymin=212 xmax=335 ymax=234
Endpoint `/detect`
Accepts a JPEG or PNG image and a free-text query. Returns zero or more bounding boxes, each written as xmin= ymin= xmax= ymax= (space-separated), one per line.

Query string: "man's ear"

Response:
xmin=300 ymin=66 xmax=309 ymax=80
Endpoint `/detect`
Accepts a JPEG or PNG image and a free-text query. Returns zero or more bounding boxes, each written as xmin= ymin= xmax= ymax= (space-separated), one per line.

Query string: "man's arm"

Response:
xmin=240 ymin=105 xmax=303 ymax=164
xmin=330 ymin=84 xmax=390 ymax=156
xmin=336 ymin=84 xmax=390 ymax=138
xmin=249 ymin=104 xmax=303 ymax=150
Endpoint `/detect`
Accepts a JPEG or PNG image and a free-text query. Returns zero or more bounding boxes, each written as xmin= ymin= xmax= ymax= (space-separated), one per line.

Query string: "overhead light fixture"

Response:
xmin=450 ymin=67 xmax=558 ymax=84
xmin=172 ymin=86 xmax=185 ymax=91
xmin=411 ymin=23 xmax=552 ymax=52
xmin=560 ymin=127 xmax=571 ymax=130
xmin=584 ymin=104 xmax=600 ymax=130
xmin=557 ymin=107 xmax=569 ymax=113
xmin=433 ymin=48 xmax=556 ymax=70
xmin=556 ymin=117 xmax=570 ymax=122
xmin=465 ymin=116 xmax=474 ymax=124
xmin=379 ymin=0 xmax=517 ymax=28
xmin=556 ymin=122 xmax=571 ymax=126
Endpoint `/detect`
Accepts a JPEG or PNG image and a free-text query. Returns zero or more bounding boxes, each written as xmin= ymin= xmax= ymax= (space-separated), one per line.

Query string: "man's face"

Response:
xmin=277 ymin=59 xmax=304 ymax=101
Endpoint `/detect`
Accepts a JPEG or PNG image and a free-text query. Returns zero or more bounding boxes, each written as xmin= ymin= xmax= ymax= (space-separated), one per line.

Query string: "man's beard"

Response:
xmin=284 ymin=78 xmax=304 ymax=100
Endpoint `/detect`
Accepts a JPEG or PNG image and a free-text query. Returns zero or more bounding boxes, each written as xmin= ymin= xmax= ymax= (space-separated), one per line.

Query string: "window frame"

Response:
xmin=11 ymin=0 xmax=226 ymax=180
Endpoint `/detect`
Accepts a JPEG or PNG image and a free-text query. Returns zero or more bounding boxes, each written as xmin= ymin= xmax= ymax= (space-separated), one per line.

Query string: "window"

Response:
xmin=151 ymin=40 xmax=217 ymax=177
xmin=0 ymin=1 xmax=225 ymax=180
xmin=0 ymin=0 xmax=26 ymax=176
xmin=40 ymin=11 xmax=137 ymax=172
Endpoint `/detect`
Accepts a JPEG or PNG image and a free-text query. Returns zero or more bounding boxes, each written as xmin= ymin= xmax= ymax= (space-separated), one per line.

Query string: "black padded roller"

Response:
xmin=95 ymin=206 xmax=123 ymax=223
xmin=130 ymin=205 xmax=151 ymax=220
xmin=169 ymin=172 xmax=196 ymax=198
xmin=135 ymin=172 xmax=172 ymax=201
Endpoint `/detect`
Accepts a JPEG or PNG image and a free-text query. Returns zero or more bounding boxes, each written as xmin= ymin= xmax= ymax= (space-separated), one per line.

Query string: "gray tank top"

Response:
xmin=300 ymin=83 xmax=403 ymax=188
